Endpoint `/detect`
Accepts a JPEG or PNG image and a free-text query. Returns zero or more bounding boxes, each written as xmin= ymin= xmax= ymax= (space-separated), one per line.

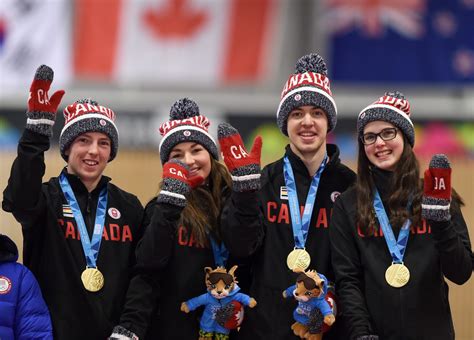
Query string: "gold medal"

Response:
xmin=287 ymin=248 xmax=311 ymax=271
xmin=81 ymin=267 xmax=104 ymax=292
xmin=385 ymin=263 xmax=410 ymax=288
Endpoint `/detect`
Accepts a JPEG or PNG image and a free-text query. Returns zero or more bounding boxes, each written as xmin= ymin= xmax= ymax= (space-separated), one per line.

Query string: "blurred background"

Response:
xmin=0 ymin=0 xmax=473 ymax=337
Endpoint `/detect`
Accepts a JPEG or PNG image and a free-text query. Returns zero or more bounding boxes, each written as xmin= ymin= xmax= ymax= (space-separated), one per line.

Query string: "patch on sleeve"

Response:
xmin=0 ymin=276 xmax=12 ymax=294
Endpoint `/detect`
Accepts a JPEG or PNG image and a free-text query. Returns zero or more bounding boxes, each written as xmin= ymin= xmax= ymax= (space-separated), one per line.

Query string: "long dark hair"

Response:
xmin=356 ymin=134 xmax=422 ymax=235
xmin=179 ymin=158 xmax=232 ymax=247
xmin=356 ymin=134 xmax=463 ymax=236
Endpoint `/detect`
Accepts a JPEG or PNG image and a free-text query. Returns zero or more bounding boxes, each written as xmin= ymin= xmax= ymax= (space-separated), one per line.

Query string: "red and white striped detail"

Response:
xmin=159 ymin=125 xmax=217 ymax=152
xmin=358 ymin=103 xmax=414 ymax=127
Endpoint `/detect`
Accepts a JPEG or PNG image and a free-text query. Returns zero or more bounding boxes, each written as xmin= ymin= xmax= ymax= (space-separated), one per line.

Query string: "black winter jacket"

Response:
xmin=329 ymin=169 xmax=472 ymax=340
xmin=119 ymin=187 xmax=248 ymax=339
xmin=222 ymin=144 xmax=356 ymax=339
xmin=2 ymin=129 xmax=144 ymax=340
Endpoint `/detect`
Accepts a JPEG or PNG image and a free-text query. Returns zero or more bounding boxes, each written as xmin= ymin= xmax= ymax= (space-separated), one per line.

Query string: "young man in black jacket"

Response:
xmin=219 ymin=53 xmax=355 ymax=339
xmin=2 ymin=65 xmax=144 ymax=339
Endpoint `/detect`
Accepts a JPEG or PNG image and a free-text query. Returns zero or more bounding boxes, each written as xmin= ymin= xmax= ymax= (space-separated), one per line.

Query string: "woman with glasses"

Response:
xmin=329 ymin=91 xmax=472 ymax=340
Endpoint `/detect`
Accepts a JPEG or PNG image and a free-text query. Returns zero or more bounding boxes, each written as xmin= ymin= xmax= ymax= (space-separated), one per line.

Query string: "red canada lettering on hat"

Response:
xmin=63 ymin=102 xmax=116 ymax=125
xmin=280 ymin=72 xmax=332 ymax=99
xmin=373 ymin=95 xmax=411 ymax=116
xmin=159 ymin=115 xmax=210 ymax=136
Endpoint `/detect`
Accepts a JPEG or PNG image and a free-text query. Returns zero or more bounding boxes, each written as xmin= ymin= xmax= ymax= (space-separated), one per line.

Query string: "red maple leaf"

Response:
xmin=143 ymin=0 xmax=208 ymax=39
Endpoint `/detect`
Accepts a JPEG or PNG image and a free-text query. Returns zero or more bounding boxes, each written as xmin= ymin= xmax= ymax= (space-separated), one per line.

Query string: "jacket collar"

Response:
xmin=371 ymin=166 xmax=394 ymax=200
xmin=61 ymin=167 xmax=111 ymax=195
xmin=284 ymin=143 xmax=341 ymax=176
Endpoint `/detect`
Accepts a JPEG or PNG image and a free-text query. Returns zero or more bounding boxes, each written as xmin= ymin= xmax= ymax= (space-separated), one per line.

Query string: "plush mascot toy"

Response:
xmin=283 ymin=269 xmax=336 ymax=340
xmin=181 ymin=265 xmax=257 ymax=340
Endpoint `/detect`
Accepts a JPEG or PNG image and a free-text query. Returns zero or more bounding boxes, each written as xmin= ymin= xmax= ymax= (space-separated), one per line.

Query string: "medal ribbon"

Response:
xmin=283 ymin=154 xmax=327 ymax=249
xmin=60 ymin=173 xmax=108 ymax=269
xmin=373 ymin=190 xmax=411 ymax=263
xmin=209 ymin=235 xmax=229 ymax=267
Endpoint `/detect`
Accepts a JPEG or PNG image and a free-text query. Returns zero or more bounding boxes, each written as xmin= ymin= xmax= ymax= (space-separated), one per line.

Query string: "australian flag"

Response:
xmin=326 ymin=0 xmax=474 ymax=83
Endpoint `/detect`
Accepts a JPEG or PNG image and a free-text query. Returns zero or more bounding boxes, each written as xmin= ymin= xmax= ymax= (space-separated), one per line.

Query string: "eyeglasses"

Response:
xmin=361 ymin=127 xmax=398 ymax=145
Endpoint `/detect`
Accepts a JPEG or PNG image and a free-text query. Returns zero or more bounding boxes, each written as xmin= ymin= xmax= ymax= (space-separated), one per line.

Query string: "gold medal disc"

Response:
xmin=81 ymin=267 xmax=104 ymax=292
xmin=287 ymin=248 xmax=311 ymax=271
xmin=385 ymin=263 xmax=410 ymax=288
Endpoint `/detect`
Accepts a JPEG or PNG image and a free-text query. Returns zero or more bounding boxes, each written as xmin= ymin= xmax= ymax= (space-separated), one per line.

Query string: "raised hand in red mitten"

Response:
xmin=26 ymin=65 xmax=65 ymax=136
xmin=157 ymin=159 xmax=204 ymax=207
xmin=218 ymin=122 xmax=262 ymax=192
xmin=422 ymin=154 xmax=452 ymax=221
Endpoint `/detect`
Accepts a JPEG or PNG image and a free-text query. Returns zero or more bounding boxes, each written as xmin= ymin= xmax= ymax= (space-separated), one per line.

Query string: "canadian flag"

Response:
xmin=74 ymin=0 xmax=276 ymax=85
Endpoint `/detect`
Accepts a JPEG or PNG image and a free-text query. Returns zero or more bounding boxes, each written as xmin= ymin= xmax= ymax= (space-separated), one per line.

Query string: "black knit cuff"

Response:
xmin=231 ymin=164 xmax=261 ymax=192
xmin=356 ymin=336 xmax=379 ymax=340
xmin=26 ymin=111 xmax=56 ymax=136
xmin=231 ymin=176 xmax=261 ymax=192
xmin=422 ymin=196 xmax=451 ymax=221
xmin=109 ymin=325 xmax=139 ymax=340
xmin=157 ymin=177 xmax=189 ymax=207
xmin=157 ymin=191 xmax=186 ymax=207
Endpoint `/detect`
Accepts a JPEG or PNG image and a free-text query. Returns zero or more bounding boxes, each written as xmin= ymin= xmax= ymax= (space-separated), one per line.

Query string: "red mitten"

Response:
xmin=26 ymin=65 xmax=65 ymax=136
xmin=218 ymin=123 xmax=262 ymax=192
xmin=422 ymin=154 xmax=452 ymax=221
xmin=157 ymin=159 xmax=204 ymax=207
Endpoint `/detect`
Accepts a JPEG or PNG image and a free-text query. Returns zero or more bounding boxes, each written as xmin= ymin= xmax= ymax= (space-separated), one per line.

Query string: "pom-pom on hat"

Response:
xmin=59 ymin=98 xmax=119 ymax=162
xmin=159 ymin=98 xmax=219 ymax=164
xmin=357 ymin=91 xmax=415 ymax=146
xmin=277 ymin=53 xmax=337 ymax=135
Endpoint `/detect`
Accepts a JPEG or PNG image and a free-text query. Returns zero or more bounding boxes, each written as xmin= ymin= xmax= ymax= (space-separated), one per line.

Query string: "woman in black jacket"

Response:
xmin=112 ymin=98 xmax=260 ymax=340
xmin=329 ymin=91 xmax=472 ymax=340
